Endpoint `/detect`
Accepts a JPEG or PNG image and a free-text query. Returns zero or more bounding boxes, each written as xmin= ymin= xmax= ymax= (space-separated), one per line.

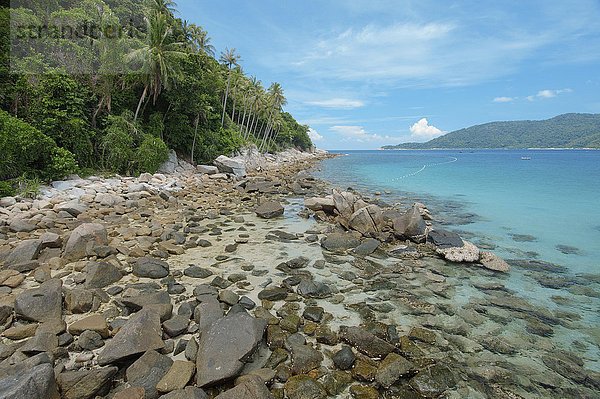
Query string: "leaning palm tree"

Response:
xmin=128 ymin=12 xmax=186 ymax=121
xmin=259 ymin=82 xmax=286 ymax=152
xmin=146 ymin=0 xmax=177 ymax=17
xmin=219 ymin=47 xmax=241 ymax=127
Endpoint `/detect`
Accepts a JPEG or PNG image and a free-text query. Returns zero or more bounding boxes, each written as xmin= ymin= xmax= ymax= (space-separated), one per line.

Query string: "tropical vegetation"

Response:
xmin=0 ymin=0 xmax=313 ymax=195
xmin=383 ymin=113 xmax=600 ymax=149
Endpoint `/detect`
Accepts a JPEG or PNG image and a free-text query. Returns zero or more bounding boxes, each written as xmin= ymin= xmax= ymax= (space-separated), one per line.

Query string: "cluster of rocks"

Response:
xmin=304 ymin=190 xmax=510 ymax=273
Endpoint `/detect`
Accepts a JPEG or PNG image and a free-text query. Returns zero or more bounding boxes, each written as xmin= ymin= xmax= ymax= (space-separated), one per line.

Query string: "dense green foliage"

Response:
xmin=383 ymin=114 xmax=600 ymax=149
xmin=0 ymin=0 xmax=313 ymax=190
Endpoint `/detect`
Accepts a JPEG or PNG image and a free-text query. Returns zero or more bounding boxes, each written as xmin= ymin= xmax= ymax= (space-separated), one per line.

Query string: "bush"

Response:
xmin=0 ymin=109 xmax=77 ymax=180
xmin=136 ymin=134 xmax=169 ymax=174
xmin=0 ymin=181 xmax=15 ymax=197
xmin=100 ymin=113 xmax=136 ymax=173
xmin=46 ymin=147 xmax=78 ymax=180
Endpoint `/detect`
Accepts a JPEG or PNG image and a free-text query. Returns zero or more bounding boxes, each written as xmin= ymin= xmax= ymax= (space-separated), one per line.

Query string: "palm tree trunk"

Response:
xmin=191 ymin=114 xmax=200 ymax=164
xmin=221 ymin=72 xmax=231 ymax=127
xmin=134 ymin=85 xmax=148 ymax=122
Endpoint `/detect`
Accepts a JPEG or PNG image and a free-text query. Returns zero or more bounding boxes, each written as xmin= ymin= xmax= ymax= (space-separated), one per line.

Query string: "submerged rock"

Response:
xmin=479 ymin=251 xmax=510 ymax=272
xmin=284 ymin=375 xmax=327 ymax=399
xmin=339 ymin=326 xmax=395 ymax=359
xmin=214 ymin=375 xmax=273 ymax=399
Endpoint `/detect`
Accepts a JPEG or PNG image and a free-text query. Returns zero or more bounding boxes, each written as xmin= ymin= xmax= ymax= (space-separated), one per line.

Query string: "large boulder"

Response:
xmin=427 ymin=229 xmax=464 ymax=249
xmin=214 ymin=375 xmax=273 ymax=399
xmin=97 ymin=308 xmax=165 ymax=365
xmin=57 ymin=367 xmax=118 ymax=399
xmin=332 ymin=190 xmax=358 ymax=219
xmin=0 ymin=361 xmax=59 ymax=399
xmin=339 ymin=326 xmax=395 ymax=359
xmin=14 ymin=278 xmax=63 ymax=322
xmin=436 ymin=240 xmax=480 ymax=263
xmin=3 ymin=239 xmax=42 ymax=268
xmin=158 ymin=150 xmax=178 ymax=174
xmin=195 ymin=312 xmax=267 ymax=387
xmin=255 ymin=201 xmax=284 ymax=219
xmin=197 ymin=165 xmax=218 ymax=175
xmin=320 ymin=232 xmax=361 ymax=252
xmin=63 ymin=223 xmax=108 ymax=262
xmin=304 ymin=197 xmax=336 ymax=213
xmin=348 ymin=205 xmax=384 ymax=237
xmin=126 ymin=350 xmax=173 ymax=399
xmin=85 ymin=261 xmax=122 ymax=288
xmin=393 ymin=205 xmax=427 ymax=243
xmin=214 ymin=155 xmax=246 ymax=177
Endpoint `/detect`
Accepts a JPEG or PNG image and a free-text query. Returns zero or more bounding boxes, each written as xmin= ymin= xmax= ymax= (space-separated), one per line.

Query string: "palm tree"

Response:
xmin=219 ymin=47 xmax=241 ymax=127
xmin=259 ymin=82 xmax=286 ymax=152
xmin=128 ymin=11 xmax=186 ymax=121
xmin=146 ymin=0 xmax=177 ymax=17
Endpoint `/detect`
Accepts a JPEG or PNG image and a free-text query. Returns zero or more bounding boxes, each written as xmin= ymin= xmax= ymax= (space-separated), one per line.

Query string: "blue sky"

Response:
xmin=178 ymin=0 xmax=600 ymax=150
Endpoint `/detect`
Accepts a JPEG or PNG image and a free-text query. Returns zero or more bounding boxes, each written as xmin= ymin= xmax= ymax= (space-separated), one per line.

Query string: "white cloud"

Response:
xmin=329 ymin=125 xmax=399 ymax=143
xmin=527 ymin=88 xmax=573 ymax=101
xmin=493 ymin=96 xmax=515 ymax=103
xmin=308 ymin=128 xmax=323 ymax=141
xmin=306 ymin=98 xmax=365 ymax=109
xmin=409 ymin=118 xmax=445 ymax=139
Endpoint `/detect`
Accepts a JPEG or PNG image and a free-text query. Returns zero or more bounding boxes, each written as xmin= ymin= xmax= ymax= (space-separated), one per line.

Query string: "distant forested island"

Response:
xmin=383 ymin=113 xmax=600 ymax=149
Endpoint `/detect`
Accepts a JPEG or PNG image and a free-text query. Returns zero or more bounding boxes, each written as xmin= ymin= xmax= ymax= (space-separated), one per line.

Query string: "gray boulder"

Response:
xmin=57 ymin=366 xmax=117 ymax=399
xmin=214 ymin=375 xmax=273 ymax=399
xmin=160 ymin=387 xmax=208 ymax=399
xmin=63 ymin=223 xmax=108 ymax=261
xmin=85 ymin=261 xmax=122 ymax=288
xmin=426 ymin=229 xmax=463 ymax=248
xmin=332 ymin=190 xmax=358 ymax=219
xmin=297 ymin=279 xmax=332 ymax=299
xmin=393 ymin=204 xmax=427 ymax=243
xmin=133 ymin=257 xmax=170 ymax=279
xmin=8 ymin=219 xmax=37 ymax=233
xmin=0 ymin=362 xmax=59 ymax=399
xmin=320 ymin=233 xmax=361 ymax=252
xmin=255 ymin=201 xmax=284 ymax=219
xmin=197 ymin=165 xmax=218 ymax=175
xmin=304 ymin=197 xmax=336 ymax=213
xmin=348 ymin=205 xmax=383 ymax=237
xmin=15 ymin=278 xmax=63 ymax=322
xmin=97 ymin=308 xmax=165 ymax=365
xmin=195 ymin=312 xmax=267 ymax=387
xmin=158 ymin=150 xmax=178 ymax=174
xmin=4 ymin=239 xmax=42 ymax=267
xmin=126 ymin=350 xmax=173 ymax=399
xmin=339 ymin=326 xmax=395 ymax=358
xmin=214 ymin=155 xmax=246 ymax=177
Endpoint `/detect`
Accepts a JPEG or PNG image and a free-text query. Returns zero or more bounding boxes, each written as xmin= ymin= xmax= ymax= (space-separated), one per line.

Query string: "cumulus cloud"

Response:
xmin=306 ymin=98 xmax=365 ymax=109
xmin=409 ymin=118 xmax=445 ymax=139
xmin=308 ymin=128 xmax=323 ymax=141
xmin=493 ymin=96 xmax=515 ymax=103
xmin=527 ymin=88 xmax=573 ymax=101
xmin=329 ymin=125 xmax=395 ymax=143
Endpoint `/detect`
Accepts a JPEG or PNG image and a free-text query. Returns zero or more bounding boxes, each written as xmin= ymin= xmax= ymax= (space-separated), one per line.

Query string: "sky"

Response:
xmin=178 ymin=0 xmax=600 ymax=150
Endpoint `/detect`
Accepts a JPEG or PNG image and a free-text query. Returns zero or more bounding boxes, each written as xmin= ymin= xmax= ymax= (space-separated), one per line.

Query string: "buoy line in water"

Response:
xmin=392 ymin=157 xmax=458 ymax=181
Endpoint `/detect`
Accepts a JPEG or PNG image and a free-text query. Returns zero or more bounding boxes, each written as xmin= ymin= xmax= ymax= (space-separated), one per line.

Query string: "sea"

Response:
xmin=314 ymin=149 xmax=600 ymax=370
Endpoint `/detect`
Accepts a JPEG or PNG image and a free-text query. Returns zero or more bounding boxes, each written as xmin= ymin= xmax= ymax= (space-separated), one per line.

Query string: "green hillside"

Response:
xmin=383 ymin=113 xmax=600 ymax=149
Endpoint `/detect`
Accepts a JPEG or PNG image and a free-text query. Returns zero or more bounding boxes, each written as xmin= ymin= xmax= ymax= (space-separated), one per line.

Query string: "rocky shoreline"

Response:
xmin=1 ymin=148 xmax=599 ymax=399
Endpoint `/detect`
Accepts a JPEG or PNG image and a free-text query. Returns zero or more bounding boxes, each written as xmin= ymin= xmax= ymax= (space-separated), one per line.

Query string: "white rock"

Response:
xmin=436 ymin=241 xmax=480 ymax=263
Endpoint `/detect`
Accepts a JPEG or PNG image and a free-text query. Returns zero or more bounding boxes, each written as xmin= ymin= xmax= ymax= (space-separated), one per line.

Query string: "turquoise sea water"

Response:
xmin=316 ymin=149 xmax=600 ymax=275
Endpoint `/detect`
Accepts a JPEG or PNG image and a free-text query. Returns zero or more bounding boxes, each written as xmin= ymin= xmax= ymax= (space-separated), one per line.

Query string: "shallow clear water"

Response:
xmin=315 ymin=149 xmax=600 ymax=275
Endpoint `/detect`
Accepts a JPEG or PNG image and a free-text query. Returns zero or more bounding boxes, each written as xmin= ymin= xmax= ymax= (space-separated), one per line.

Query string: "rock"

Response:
xmin=133 ymin=257 xmax=170 ymax=279
xmin=183 ymin=266 xmax=213 ymax=278
xmin=122 ymin=290 xmax=172 ymax=314
xmin=436 ymin=240 xmax=480 ymax=263
xmin=112 ymin=387 xmax=146 ymax=399
xmin=353 ymin=239 xmax=381 ymax=256
xmin=8 ymin=218 xmax=37 ymax=233
xmin=302 ymin=306 xmax=324 ymax=322
xmin=284 ymin=375 xmax=327 ymax=399
xmin=409 ymin=364 xmax=456 ymax=398
xmin=297 ymin=279 xmax=332 ymax=299
xmin=159 ymin=387 xmax=208 ymax=399
xmin=480 ymin=251 xmax=510 ymax=272
xmin=214 ymin=155 xmax=246 ymax=177
xmin=255 ymin=201 xmax=284 ymax=219
xmin=321 ymin=233 xmax=361 ymax=252
xmin=332 ymin=346 xmax=356 ymax=370
xmin=290 ymin=343 xmax=324 ymax=374
xmin=427 ymin=229 xmax=463 ymax=249
xmin=69 ymin=314 xmax=109 ymax=338
xmin=0 ymin=362 xmax=59 ymax=399
xmin=157 ymin=360 xmax=195 ymax=393
xmin=258 ymin=286 xmax=289 ymax=301
xmin=65 ymin=289 xmax=94 ymax=314
xmin=193 ymin=300 xmax=224 ymax=333
xmin=158 ymin=150 xmax=178 ymax=174
xmin=0 ymin=196 xmax=17 ymax=207
xmin=0 ymin=270 xmax=25 ymax=288
xmin=78 ymin=330 xmax=105 ymax=350
xmin=332 ymin=190 xmax=358 ymax=219
xmin=55 ymin=200 xmax=87 ymax=217
xmin=349 ymin=385 xmax=379 ymax=399
xmin=97 ymin=308 xmax=164 ymax=365
xmin=348 ymin=205 xmax=383 ymax=237
xmin=20 ymin=331 xmax=58 ymax=354
xmin=214 ymin=375 xmax=273 ymax=399
xmin=63 ymin=223 xmax=109 ymax=261
xmin=195 ymin=312 xmax=267 ymax=387
xmin=197 ymin=165 xmax=218 ymax=175
xmin=85 ymin=261 xmax=122 ymax=288
xmin=162 ymin=315 xmax=189 ymax=338
xmin=393 ymin=204 xmax=427 ymax=243
xmin=14 ymin=278 xmax=63 ymax=322
xmin=375 ymin=353 xmax=415 ymax=388
xmin=304 ymin=197 xmax=336 ymax=213
xmin=218 ymin=289 xmax=239 ymax=306
xmin=339 ymin=326 xmax=395 ymax=358
xmin=58 ymin=366 xmax=117 ymax=399
xmin=408 ymin=327 xmax=437 ymax=344
xmin=4 ymin=239 xmax=42 ymax=267
xmin=126 ymin=350 xmax=173 ymax=399
xmin=287 ymin=256 xmax=310 ymax=269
